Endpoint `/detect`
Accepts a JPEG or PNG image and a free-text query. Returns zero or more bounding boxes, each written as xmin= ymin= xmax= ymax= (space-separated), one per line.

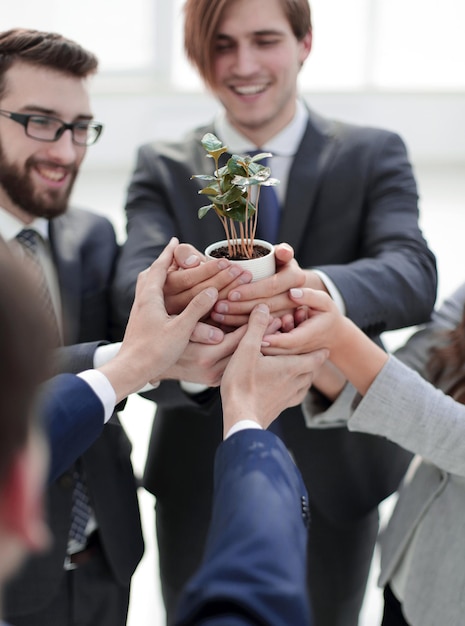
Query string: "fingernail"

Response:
xmin=257 ymin=304 xmax=269 ymax=313
xmin=261 ymin=341 xmax=270 ymax=347
xmin=218 ymin=259 xmax=229 ymax=270
xmin=205 ymin=287 xmax=218 ymax=299
xmin=290 ymin=288 xmax=303 ymax=298
xmin=185 ymin=254 xmax=199 ymax=266
xmin=216 ymin=302 xmax=229 ymax=313
xmin=211 ymin=312 xmax=224 ymax=323
xmin=209 ymin=328 xmax=224 ymax=342
xmin=229 ymin=291 xmax=241 ymax=301
xmin=228 ymin=265 xmax=241 ymax=278
xmin=238 ymin=273 xmax=252 ymax=284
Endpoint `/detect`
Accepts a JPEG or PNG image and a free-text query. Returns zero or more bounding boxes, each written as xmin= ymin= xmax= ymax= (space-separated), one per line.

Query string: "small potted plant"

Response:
xmin=191 ymin=132 xmax=279 ymax=281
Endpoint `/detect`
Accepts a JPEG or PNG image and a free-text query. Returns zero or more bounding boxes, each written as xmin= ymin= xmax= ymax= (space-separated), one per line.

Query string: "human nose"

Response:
xmin=231 ymin=43 xmax=260 ymax=76
xmin=44 ymin=128 xmax=83 ymax=163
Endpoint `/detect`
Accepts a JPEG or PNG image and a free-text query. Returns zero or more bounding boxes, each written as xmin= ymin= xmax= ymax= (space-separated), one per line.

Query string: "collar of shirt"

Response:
xmin=0 ymin=206 xmax=49 ymax=242
xmin=214 ymin=99 xmax=308 ymax=155
xmin=214 ymin=99 xmax=308 ymax=203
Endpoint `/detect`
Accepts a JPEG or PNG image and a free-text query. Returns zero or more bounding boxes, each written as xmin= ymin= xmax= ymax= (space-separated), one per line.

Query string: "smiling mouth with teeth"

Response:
xmin=36 ymin=165 xmax=69 ymax=183
xmin=233 ymin=84 xmax=267 ymax=95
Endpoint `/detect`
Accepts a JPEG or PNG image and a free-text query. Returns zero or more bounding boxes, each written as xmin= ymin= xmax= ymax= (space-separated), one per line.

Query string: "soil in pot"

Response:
xmin=208 ymin=243 xmax=271 ymax=261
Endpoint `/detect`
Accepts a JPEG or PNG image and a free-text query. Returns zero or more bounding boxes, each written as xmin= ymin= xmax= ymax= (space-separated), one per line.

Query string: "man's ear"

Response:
xmin=299 ymin=29 xmax=313 ymax=65
xmin=0 ymin=443 xmax=50 ymax=553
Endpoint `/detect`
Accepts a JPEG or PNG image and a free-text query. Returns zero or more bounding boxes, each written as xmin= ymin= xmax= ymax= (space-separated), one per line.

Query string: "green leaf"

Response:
xmin=198 ymin=204 xmax=213 ymax=219
xmin=227 ymin=157 xmax=248 ymax=176
xmin=201 ymin=133 xmax=224 ymax=151
xmin=191 ymin=174 xmax=216 ymax=182
xmin=198 ymin=185 xmax=220 ymax=196
xmin=215 ymin=186 xmax=245 ymax=205
xmin=261 ymin=177 xmax=280 ymax=187
xmin=249 ymin=152 xmax=272 ymax=162
xmin=201 ymin=133 xmax=229 ymax=160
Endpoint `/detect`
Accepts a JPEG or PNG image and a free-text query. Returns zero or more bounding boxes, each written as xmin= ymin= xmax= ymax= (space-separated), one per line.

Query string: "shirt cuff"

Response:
xmin=313 ymin=270 xmax=346 ymax=315
xmin=77 ymin=370 xmax=117 ymax=423
xmin=224 ymin=420 xmax=263 ymax=440
xmin=180 ymin=381 xmax=210 ymax=395
xmin=93 ymin=342 xmax=160 ymax=392
xmin=93 ymin=342 xmax=122 ymax=368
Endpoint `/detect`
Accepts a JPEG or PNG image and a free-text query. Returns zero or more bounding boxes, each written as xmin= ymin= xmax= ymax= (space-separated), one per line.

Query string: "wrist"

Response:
xmin=99 ymin=350 xmax=150 ymax=403
xmin=330 ymin=318 xmax=387 ymax=395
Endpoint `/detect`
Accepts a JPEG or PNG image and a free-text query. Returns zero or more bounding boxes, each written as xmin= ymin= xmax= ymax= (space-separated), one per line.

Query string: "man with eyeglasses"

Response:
xmin=0 ymin=110 xmax=103 ymax=146
xmin=0 ymin=28 xmax=143 ymax=626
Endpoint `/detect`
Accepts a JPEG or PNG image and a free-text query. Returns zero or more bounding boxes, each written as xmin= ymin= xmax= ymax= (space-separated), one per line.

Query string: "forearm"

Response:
xmin=330 ymin=317 xmax=388 ymax=396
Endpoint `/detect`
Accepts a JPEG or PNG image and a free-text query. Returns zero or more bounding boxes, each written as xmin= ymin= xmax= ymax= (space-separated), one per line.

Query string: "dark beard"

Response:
xmin=0 ymin=146 xmax=77 ymax=219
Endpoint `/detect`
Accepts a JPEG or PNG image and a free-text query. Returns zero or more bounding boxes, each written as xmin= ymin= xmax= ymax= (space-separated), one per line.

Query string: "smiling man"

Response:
xmin=112 ymin=1 xmax=438 ymax=625
xmin=0 ymin=29 xmax=144 ymax=626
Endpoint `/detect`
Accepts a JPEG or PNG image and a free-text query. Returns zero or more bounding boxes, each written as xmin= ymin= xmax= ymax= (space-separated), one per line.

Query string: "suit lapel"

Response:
xmin=280 ymin=108 xmax=338 ymax=252
xmin=49 ymin=216 xmax=82 ymax=345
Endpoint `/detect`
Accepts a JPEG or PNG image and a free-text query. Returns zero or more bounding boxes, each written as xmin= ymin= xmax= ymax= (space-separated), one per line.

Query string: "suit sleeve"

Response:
xmin=38 ymin=374 xmax=105 ymax=483
xmin=316 ymin=130 xmax=437 ymax=336
xmin=174 ymin=430 xmax=312 ymax=626
xmin=348 ymin=356 xmax=465 ymax=477
xmin=111 ymin=142 xmax=218 ymax=409
xmin=304 ymin=283 xmax=465 ymax=429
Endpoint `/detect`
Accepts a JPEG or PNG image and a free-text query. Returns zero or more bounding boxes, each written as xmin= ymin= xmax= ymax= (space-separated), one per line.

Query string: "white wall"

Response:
xmin=85 ymin=88 xmax=465 ymax=170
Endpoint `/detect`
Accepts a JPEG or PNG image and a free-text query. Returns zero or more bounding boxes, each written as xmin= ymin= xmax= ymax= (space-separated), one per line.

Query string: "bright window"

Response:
xmin=3 ymin=0 xmax=156 ymax=72
xmin=3 ymin=0 xmax=465 ymax=91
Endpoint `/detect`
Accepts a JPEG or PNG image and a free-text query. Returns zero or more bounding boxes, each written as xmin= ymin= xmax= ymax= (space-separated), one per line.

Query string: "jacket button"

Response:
xmin=57 ymin=472 xmax=74 ymax=489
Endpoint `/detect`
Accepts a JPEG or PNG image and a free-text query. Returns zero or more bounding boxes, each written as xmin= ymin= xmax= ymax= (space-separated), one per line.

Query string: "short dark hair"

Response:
xmin=0 ymin=243 xmax=53 ymax=486
xmin=183 ymin=0 xmax=312 ymax=87
xmin=0 ymin=28 xmax=98 ymax=99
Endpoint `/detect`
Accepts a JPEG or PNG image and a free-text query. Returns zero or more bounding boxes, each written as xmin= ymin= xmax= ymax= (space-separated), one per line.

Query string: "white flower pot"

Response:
xmin=204 ymin=238 xmax=275 ymax=282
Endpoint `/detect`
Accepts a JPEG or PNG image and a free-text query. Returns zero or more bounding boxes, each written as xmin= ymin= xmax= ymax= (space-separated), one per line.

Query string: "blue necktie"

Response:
xmin=248 ymin=153 xmax=281 ymax=244
xmin=246 ymin=154 xmax=283 ymax=439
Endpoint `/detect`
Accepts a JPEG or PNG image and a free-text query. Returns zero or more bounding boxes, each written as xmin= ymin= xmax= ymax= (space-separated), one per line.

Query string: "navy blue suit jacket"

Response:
xmin=175 ymin=429 xmax=313 ymax=626
xmin=39 ymin=374 xmax=105 ymax=484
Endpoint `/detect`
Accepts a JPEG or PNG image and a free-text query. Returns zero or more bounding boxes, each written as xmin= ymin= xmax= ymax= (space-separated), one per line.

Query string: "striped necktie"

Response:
xmin=68 ymin=461 xmax=92 ymax=550
xmin=15 ymin=228 xmax=62 ymax=347
xmin=16 ymin=229 xmax=92 ymax=551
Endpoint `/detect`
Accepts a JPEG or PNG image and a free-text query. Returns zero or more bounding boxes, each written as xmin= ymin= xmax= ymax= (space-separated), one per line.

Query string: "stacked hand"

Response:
xmin=108 ymin=240 xmax=336 ymax=415
xmin=220 ymin=302 xmax=329 ymax=436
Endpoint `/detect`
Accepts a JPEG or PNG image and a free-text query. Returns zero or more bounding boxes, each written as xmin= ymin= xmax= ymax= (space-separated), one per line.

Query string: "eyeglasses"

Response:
xmin=0 ymin=109 xmax=103 ymax=146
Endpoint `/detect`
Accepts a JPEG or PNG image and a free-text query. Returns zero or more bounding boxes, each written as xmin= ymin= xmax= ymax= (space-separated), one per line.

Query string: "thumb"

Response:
xmin=172 ymin=287 xmax=219 ymax=337
xmin=274 ymin=242 xmax=294 ymax=265
xmin=136 ymin=237 xmax=180 ymax=295
xmin=238 ymin=304 xmax=271 ymax=353
xmin=152 ymin=237 xmax=180 ymax=274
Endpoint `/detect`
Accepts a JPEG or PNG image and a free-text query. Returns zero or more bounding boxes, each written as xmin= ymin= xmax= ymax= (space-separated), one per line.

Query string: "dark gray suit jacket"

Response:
xmin=5 ymin=209 xmax=144 ymax=617
xmin=113 ymin=107 xmax=437 ymax=524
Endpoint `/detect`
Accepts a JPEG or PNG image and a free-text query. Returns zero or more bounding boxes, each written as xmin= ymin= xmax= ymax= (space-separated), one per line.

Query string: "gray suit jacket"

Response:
xmin=113 ymin=107 xmax=437 ymax=523
xmin=5 ymin=209 xmax=144 ymax=618
xmin=346 ymin=284 xmax=465 ymax=625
